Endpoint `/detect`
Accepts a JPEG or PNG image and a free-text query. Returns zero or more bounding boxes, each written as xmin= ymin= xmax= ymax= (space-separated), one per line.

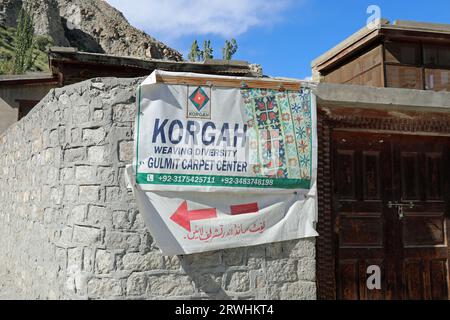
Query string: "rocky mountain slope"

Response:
xmin=0 ymin=0 xmax=183 ymax=61
xmin=30 ymin=0 xmax=70 ymax=47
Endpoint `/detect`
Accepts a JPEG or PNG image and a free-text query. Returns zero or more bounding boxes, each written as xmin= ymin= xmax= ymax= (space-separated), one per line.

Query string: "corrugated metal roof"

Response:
xmin=48 ymin=47 xmax=259 ymax=77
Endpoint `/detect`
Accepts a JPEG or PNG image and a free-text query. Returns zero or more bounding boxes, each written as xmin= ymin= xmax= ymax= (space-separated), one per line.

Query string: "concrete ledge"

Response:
xmin=314 ymin=83 xmax=450 ymax=112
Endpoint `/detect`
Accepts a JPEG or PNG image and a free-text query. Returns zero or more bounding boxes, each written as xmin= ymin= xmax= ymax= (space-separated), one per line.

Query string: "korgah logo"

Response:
xmin=187 ymin=86 xmax=211 ymax=119
xmin=189 ymin=87 xmax=210 ymax=111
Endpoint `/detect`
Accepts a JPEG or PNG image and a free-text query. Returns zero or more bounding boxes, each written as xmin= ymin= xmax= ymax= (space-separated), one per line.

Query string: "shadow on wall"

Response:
xmin=177 ymin=237 xmax=316 ymax=300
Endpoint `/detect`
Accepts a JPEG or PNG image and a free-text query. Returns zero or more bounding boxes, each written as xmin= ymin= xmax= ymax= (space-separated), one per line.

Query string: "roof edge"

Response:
xmin=311 ymin=19 xmax=387 ymax=69
xmin=311 ymin=18 xmax=450 ymax=71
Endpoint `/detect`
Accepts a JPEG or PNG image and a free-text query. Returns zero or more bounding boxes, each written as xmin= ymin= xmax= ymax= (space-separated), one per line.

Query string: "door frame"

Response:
xmin=315 ymin=106 xmax=450 ymax=300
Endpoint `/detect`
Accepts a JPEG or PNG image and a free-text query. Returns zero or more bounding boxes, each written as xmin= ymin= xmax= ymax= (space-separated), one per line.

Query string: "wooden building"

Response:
xmin=0 ymin=48 xmax=260 ymax=134
xmin=0 ymin=72 xmax=58 ymax=133
xmin=312 ymin=20 xmax=450 ymax=91
xmin=47 ymin=47 xmax=260 ymax=86
xmin=313 ymin=20 xmax=450 ymax=300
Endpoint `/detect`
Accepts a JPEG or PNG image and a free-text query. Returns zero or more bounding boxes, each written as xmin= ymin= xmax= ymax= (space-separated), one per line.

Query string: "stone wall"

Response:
xmin=0 ymin=77 xmax=316 ymax=300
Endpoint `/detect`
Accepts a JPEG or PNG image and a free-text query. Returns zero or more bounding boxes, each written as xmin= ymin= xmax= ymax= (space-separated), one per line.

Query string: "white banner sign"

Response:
xmin=128 ymin=70 xmax=318 ymax=255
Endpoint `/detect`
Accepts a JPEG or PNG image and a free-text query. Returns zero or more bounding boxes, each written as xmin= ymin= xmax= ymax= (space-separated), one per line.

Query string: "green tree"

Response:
xmin=12 ymin=5 xmax=36 ymax=74
xmin=222 ymin=38 xmax=238 ymax=60
xmin=34 ymin=35 xmax=53 ymax=52
xmin=188 ymin=40 xmax=201 ymax=62
xmin=201 ymin=40 xmax=213 ymax=61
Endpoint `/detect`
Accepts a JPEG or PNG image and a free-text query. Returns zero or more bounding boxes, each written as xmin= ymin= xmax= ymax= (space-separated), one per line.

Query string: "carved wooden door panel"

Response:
xmin=333 ymin=131 xmax=394 ymax=299
xmin=391 ymin=135 xmax=450 ymax=300
xmin=332 ymin=131 xmax=450 ymax=300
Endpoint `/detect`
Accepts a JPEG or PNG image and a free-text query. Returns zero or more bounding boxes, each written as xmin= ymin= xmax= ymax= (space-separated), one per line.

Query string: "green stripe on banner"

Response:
xmin=136 ymin=173 xmax=310 ymax=189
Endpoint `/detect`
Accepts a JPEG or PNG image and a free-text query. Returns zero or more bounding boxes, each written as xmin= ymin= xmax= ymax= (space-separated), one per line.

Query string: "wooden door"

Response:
xmin=391 ymin=135 xmax=450 ymax=299
xmin=333 ymin=131 xmax=450 ymax=300
xmin=333 ymin=131 xmax=395 ymax=299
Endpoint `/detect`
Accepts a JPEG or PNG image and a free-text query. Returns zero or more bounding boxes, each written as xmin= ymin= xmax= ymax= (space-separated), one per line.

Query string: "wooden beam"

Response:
xmin=0 ymin=78 xmax=59 ymax=86
xmin=313 ymin=29 xmax=381 ymax=73
xmin=154 ymin=74 xmax=307 ymax=90
xmin=381 ymin=28 xmax=450 ymax=44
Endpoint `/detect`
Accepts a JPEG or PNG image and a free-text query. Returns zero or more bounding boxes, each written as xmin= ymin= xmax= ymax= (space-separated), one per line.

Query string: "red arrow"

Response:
xmin=170 ymin=201 xmax=217 ymax=232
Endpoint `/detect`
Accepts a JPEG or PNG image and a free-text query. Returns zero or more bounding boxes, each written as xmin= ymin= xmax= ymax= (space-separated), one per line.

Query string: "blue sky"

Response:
xmin=107 ymin=0 xmax=450 ymax=79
